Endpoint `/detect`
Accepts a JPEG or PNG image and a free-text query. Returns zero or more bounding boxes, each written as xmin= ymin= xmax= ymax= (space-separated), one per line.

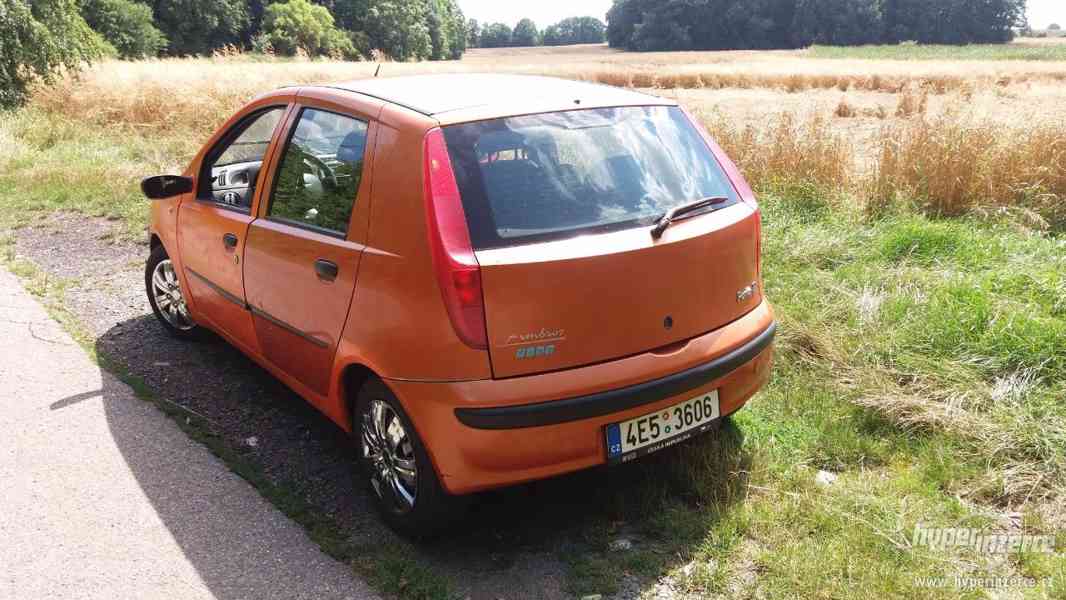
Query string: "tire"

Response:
xmin=355 ymin=378 xmax=466 ymax=537
xmin=145 ymin=245 xmax=200 ymax=340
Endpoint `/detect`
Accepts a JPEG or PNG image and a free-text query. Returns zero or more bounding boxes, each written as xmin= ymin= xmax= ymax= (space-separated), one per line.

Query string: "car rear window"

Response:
xmin=442 ymin=106 xmax=739 ymax=250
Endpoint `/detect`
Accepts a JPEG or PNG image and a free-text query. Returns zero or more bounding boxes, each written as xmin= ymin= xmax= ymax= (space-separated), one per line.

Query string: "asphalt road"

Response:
xmin=0 ymin=266 xmax=379 ymax=600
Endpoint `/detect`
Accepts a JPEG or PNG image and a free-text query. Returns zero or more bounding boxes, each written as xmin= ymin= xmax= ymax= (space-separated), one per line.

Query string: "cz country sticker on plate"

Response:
xmin=605 ymin=390 xmax=720 ymax=464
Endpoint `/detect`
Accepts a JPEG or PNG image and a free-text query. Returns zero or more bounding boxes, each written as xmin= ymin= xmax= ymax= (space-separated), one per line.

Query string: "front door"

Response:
xmin=179 ymin=105 xmax=289 ymax=353
xmin=244 ymin=99 xmax=378 ymax=396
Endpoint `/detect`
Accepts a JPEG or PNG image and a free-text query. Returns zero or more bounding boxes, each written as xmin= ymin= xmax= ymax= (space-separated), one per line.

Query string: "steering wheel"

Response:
xmin=301 ymin=152 xmax=338 ymax=190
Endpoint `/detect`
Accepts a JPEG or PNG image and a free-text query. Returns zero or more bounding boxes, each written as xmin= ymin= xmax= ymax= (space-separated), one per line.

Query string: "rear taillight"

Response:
xmin=680 ymin=106 xmax=762 ymax=278
xmin=423 ymin=127 xmax=488 ymax=350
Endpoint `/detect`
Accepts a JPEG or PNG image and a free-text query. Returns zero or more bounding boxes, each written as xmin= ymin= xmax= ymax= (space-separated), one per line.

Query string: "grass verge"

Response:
xmin=0 ymin=241 xmax=457 ymax=600
xmin=554 ymin=189 xmax=1066 ymax=598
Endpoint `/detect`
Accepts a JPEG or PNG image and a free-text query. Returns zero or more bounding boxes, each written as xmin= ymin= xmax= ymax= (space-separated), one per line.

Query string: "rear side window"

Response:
xmin=442 ymin=106 xmax=739 ymax=250
xmin=268 ymin=107 xmax=368 ymax=236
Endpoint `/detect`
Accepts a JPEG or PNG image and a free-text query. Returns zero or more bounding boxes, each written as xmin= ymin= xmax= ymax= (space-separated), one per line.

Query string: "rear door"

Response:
xmin=243 ymin=92 xmax=381 ymax=396
xmin=443 ymin=106 xmax=762 ymax=378
xmin=178 ymin=105 xmax=289 ymax=352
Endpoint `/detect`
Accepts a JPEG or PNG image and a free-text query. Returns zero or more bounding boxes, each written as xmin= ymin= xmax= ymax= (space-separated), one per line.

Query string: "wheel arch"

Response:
xmin=340 ymin=362 xmax=377 ymax=430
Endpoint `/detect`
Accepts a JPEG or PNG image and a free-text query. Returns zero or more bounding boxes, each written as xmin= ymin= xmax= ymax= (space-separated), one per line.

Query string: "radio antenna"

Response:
xmin=374 ymin=64 xmax=381 ymax=77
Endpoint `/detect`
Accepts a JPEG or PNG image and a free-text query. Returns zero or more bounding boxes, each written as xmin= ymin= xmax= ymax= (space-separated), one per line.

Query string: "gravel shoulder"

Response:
xmin=11 ymin=212 xmax=642 ymax=600
xmin=0 ymin=259 xmax=379 ymax=600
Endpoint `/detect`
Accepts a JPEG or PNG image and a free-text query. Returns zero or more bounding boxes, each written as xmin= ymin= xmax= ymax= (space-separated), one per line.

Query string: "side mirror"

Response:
xmin=141 ymin=175 xmax=193 ymax=200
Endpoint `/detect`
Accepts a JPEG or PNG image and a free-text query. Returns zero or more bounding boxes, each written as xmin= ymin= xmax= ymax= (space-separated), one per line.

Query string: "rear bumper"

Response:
xmin=455 ymin=321 xmax=775 ymax=430
xmin=387 ymin=299 xmax=775 ymax=495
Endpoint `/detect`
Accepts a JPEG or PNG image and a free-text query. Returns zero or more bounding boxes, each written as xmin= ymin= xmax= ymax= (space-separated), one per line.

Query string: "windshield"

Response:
xmin=442 ymin=106 xmax=739 ymax=250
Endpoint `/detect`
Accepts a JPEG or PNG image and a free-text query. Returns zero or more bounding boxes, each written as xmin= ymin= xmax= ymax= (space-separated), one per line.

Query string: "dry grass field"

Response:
xmin=27 ymin=39 xmax=1066 ymax=228
xmin=32 ymin=40 xmax=1066 ymax=131
xmin=3 ymin=42 xmax=1065 ymax=599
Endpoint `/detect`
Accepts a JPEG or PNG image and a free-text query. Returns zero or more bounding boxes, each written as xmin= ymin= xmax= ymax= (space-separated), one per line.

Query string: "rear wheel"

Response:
xmin=145 ymin=245 xmax=199 ymax=339
xmin=356 ymin=378 xmax=464 ymax=537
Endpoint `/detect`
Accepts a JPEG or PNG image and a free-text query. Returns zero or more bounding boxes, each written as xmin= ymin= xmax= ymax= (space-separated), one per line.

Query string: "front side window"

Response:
xmin=201 ymin=107 xmax=285 ymax=210
xmin=443 ymin=106 xmax=740 ymax=249
xmin=268 ymin=108 xmax=369 ymax=236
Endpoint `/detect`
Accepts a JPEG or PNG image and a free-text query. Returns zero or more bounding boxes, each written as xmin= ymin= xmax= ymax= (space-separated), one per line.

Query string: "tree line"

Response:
xmin=606 ymin=0 xmax=1028 ymax=51
xmin=468 ymin=16 xmax=606 ymax=48
xmin=6 ymin=0 xmax=468 ymax=62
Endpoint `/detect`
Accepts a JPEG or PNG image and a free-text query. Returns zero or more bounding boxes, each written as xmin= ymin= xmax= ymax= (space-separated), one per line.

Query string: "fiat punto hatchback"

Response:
xmin=142 ymin=74 xmax=775 ymax=534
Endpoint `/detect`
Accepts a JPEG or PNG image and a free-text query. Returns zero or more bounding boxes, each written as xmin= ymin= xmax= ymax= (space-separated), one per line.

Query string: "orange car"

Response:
xmin=142 ymin=74 xmax=775 ymax=534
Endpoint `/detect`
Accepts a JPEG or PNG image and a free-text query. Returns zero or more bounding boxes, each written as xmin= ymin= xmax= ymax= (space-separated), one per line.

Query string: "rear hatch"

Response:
xmin=442 ymin=106 xmax=761 ymax=378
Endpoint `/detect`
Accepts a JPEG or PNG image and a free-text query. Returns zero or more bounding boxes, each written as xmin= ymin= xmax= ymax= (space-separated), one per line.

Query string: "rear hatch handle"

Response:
xmin=650 ymin=196 xmax=728 ymax=239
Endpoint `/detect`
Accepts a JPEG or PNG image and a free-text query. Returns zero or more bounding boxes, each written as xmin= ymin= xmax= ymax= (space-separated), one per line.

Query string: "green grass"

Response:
xmin=0 ymin=108 xmax=198 ymax=239
xmin=2 ymin=106 xmax=1064 ymax=599
xmin=556 ymin=192 xmax=1066 ymax=597
xmin=808 ymin=42 xmax=1066 ymax=61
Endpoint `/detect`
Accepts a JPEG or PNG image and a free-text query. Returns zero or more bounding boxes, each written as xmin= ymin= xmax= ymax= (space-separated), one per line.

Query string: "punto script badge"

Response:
xmin=736 ymin=281 xmax=758 ymax=302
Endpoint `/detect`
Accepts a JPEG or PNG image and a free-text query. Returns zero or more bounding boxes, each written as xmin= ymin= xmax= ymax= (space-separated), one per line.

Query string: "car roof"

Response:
xmin=317 ymin=74 xmax=674 ymax=123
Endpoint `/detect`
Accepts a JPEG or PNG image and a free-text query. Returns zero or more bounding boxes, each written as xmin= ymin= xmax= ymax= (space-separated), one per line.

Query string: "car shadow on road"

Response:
xmin=86 ymin=313 xmax=752 ymax=600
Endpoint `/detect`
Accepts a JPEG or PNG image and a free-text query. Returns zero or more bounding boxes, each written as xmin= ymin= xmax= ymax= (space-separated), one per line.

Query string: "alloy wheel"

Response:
xmin=151 ymin=259 xmax=195 ymax=331
xmin=362 ymin=399 xmax=418 ymax=512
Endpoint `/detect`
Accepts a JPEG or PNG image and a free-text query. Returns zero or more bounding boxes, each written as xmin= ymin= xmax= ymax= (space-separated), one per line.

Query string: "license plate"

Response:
xmin=605 ymin=390 xmax=720 ymax=464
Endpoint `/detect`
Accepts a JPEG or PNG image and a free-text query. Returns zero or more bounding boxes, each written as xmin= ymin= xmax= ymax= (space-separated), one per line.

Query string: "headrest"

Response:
xmin=477 ymin=130 xmax=527 ymax=155
xmin=337 ymin=131 xmax=366 ymax=163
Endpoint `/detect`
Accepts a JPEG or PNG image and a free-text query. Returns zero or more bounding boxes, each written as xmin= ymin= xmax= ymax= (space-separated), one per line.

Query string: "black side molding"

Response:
xmin=186 ymin=268 xmax=245 ymax=308
xmin=455 ymin=321 xmax=777 ymax=430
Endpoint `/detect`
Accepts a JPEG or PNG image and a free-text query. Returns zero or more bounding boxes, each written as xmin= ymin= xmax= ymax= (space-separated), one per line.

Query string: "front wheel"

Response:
xmin=356 ymin=378 xmax=465 ymax=537
xmin=145 ymin=245 xmax=199 ymax=339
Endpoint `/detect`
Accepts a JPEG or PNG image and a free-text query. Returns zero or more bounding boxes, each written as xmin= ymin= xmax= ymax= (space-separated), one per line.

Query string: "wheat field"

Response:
xmin=35 ymin=40 xmax=1066 ymax=131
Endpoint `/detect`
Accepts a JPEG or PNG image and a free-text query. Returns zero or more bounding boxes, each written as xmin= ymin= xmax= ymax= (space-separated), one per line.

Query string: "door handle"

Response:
xmin=314 ymin=259 xmax=338 ymax=282
xmin=222 ymin=233 xmax=238 ymax=249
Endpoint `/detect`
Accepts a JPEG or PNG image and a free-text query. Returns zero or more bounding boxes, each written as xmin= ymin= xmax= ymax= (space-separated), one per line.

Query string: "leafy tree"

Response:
xmin=792 ymin=0 xmax=881 ymax=46
xmin=466 ymin=18 xmax=480 ymax=47
xmin=554 ymin=16 xmax=607 ymax=44
xmin=363 ymin=0 xmax=431 ymax=60
xmin=542 ymin=24 xmax=562 ymax=45
xmin=261 ymin=0 xmax=356 ymax=58
xmin=444 ymin=1 xmax=466 ymax=58
xmin=480 ymin=22 xmax=512 ymax=48
xmin=0 ymin=0 xmax=104 ymax=108
xmin=425 ymin=0 xmax=449 ymax=59
xmin=329 ymin=0 xmax=368 ymax=31
xmin=80 ymin=0 xmax=167 ymax=59
xmin=607 ymin=0 xmax=1025 ymax=51
xmin=631 ymin=3 xmax=691 ymax=51
xmin=424 ymin=0 xmax=465 ymax=59
xmin=150 ymin=0 xmax=248 ymax=55
xmin=881 ymin=0 xmax=927 ymax=42
xmin=607 ymin=0 xmax=656 ymax=48
xmin=243 ymin=0 xmax=269 ymax=48
xmin=1050 ymin=23 xmax=1062 ymax=31
xmin=543 ymin=16 xmax=606 ymax=45
xmin=512 ymin=18 xmax=539 ymax=46
xmin=329 ymin=0 xmax=465 ymax=60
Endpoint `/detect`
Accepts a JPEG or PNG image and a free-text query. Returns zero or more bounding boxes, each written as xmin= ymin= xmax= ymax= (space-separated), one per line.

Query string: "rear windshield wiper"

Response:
xmin=650 ymin=196 xmax=728 ymax=239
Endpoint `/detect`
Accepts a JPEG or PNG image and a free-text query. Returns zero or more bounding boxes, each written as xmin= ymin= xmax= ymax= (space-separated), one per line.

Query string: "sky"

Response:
xmin=457 ymin=0 xmax=612 ymax=29
xmin=1027 ymin=0 xmax=1066 ymax=29
xmin=457 ymin=0 xmax=1066 ymax=30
